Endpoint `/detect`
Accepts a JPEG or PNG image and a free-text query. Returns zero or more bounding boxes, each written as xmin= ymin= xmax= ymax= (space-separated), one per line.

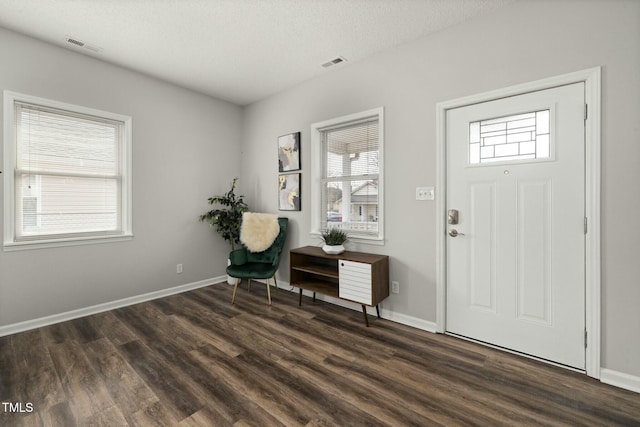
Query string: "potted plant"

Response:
xmin=200 ymin=178 xmax=249 ymax=283
xmin=320 ymin=228 xmax=348 ymax=254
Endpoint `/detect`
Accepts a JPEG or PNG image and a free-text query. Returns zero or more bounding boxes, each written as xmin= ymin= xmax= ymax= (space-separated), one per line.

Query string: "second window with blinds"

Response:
xmin=310 ymin=108 xmax=384 ymax=242
xmin=3 ymin=91 xmax=132 ymax=249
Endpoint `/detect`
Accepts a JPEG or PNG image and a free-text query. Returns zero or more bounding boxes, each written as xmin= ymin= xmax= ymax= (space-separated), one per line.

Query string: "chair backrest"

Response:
xmin=245 ymin=217 xmax=288 ymax=265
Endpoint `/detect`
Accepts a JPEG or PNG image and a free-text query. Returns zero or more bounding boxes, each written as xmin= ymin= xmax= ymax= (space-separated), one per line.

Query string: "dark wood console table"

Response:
xmin=289 ymin=246 xmax=389 ymax=326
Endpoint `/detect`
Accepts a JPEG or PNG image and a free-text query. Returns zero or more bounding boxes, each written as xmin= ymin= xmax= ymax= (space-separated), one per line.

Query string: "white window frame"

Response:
xmin=3 ymin=91 xmax=133 ymax=250
xmin=310 ymin=107 xmax=384 ymax=244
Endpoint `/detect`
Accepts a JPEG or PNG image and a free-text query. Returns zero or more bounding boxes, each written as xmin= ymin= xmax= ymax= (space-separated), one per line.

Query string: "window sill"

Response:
xmin=3 ymin=233 xmax=134 ymax=252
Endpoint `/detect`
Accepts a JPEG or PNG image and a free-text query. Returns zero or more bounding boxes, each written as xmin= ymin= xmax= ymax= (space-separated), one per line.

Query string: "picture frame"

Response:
xmin=278 ymin=173 xmax=301 ymax=211
xmin=278 ymin=132 xmax=301 ymax=172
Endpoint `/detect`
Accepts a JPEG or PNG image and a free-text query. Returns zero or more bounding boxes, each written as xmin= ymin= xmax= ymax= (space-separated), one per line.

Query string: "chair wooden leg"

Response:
xmin=265 ymin=278 xmax=272 ymax=305
xmin=248 ymin=279 xmax=252 ymax=291
xmin=231 ymin=278 xmax=241 ymax=304
xmin=273 ymin=275 xmax=278 ymax=291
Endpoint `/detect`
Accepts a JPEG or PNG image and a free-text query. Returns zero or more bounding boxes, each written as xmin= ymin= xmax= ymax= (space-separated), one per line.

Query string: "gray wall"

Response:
xmin=241 ymin=0 xmax=640 ymax=378
xmin=0 ymin=27 xmax=243 ymax=325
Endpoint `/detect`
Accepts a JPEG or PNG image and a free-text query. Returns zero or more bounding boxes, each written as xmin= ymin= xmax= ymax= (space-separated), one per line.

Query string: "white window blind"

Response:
xmin=313 ymin=108 xmax=384 ymax=241
xmin=3 ymin=91 xmax=132 ymax=248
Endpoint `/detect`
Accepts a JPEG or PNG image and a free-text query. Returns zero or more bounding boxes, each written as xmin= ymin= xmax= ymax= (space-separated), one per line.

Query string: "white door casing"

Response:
xmin=435 ymin=68 xmax=601 ymax=378
xmin=446 ymin=83 xmax=585 ymax=369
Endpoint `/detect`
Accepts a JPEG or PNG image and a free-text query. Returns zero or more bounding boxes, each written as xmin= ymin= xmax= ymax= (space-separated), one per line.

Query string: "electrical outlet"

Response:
xmin=177 ymin=263 xmax=183 ymax=274
xmin=416 ymin=186 xmax=434 ymax=201
xmin=391 ymin=281 xmax=400 ymax=294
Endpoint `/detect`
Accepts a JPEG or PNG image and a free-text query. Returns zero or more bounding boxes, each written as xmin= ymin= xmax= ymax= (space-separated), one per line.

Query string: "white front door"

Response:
xmin=446 ymin=83 xmax=586 ymax=369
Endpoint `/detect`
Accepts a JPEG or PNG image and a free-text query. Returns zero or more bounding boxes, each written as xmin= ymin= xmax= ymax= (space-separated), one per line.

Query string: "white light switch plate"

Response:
xmin=416 ymin=186 xmax=435 ymax=201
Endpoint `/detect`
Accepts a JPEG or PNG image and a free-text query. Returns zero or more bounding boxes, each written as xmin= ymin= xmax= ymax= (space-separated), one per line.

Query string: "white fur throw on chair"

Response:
xmin=240 ymin=212 xmax=279 ymax=252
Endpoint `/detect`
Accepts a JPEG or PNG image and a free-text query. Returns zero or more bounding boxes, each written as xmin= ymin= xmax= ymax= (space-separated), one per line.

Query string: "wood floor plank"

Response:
xmin=11 ymin=329 xmax=52 ymax=370
xmin=1 ymin=282 xmax=638 ymax=427
xmin=129 ymin=399 xmax=183 ymax=427
xmin=39 ymin=322 xmax=69 ymax=347
xmin=118 ymin=339 xmax=205 ymax=420
xmin=47 ymin=402 xmax=78 ymax=427
xmin=0 ymin=330 xmax=66 ymax=427
xmin=47 ymin=340 xmax=116 ymax=421
xmin=232 ymin=348 xmax=384 ymax=426
xmin=180 ymin=287 xmax=244 ymax=319
xmin=168 ymin=294 xmax=255 ymax=357
xmin=177 ymin=407 xmax=232 ymax=427
xmin=170 ymin=293 xmax=292 ymax=362
xmin=170 ymin=314 xmax=244 ymax=358
xmin=342 ymin=350 xmax=543 ymax=425
xmin=88 ymin=311 xmax=138 ymax=346
xmin=481 ymin=356 xmax=640 ymax=426
xmin=232 ymin=313 xmax=335 ymax=364
xmin=276 ymin=352 xmax=433 ymax=426
xmin=278 ymin=312 xmax=393 ymax=362
xmin=190 ymin=344 xmax=312 ymax=426
xmin=371 ymin=343 xmax=587 ymax=425
xmin=0 ymin=334 xmax=18 ymax=402
xmin=82 ymin=404 xmax=129 ymax=426
xmin=114 ymin=304 xmax=284 ymax=425
xmin=115 ymin=302 xmax=206 ymax=353
xmin=324 ymin=351 xmax=542 ymax=426
xmin=83 ymin=337 xmax=159 ymax=424
xmin=69 ymin=316 xmax=103 ymax=344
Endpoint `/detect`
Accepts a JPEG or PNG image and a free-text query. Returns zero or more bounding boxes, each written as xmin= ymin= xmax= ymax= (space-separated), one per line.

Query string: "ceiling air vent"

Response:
xmin=65 ymin=36 xmax=102 ymax=53
xmin=322 ymin=56 xmax=347 ymax=68
xmin=65 ymin=37 xmax=85 ymax=47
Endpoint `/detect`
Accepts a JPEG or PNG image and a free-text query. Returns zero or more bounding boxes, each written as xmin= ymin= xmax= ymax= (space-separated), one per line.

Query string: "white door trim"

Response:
xmin=435 ymin=67 xmax=601 ymax=378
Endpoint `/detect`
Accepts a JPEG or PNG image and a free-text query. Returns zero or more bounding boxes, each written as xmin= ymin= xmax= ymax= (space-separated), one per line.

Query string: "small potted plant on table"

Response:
xmin=320 ymin=228 xmax=348 ymax=255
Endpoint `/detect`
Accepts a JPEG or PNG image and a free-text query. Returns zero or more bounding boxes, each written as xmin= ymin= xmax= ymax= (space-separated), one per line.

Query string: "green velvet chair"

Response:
xmin=227 ymin=217 xmax=288 ymax=305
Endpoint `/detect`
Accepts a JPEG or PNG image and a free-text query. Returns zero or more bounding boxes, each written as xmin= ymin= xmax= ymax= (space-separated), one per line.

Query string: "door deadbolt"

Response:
xmin=448 ymin=209 xmax=459 ymax=224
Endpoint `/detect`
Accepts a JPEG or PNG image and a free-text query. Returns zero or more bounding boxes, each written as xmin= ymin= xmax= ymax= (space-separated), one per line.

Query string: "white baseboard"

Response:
xmin=0 ymin=276 xmax=226 ymax=337
xmin=600 ymin=368 xmax=640 ymax=394
xmin=378 ymin=308 xmax=438 ymax=333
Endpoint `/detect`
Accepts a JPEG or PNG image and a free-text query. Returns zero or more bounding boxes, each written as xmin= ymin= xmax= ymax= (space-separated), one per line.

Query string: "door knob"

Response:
xmin=448 ymin=229 xmax=464 ymax=237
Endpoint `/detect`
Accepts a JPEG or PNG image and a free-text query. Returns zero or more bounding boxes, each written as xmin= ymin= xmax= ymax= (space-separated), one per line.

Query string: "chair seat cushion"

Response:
xmin=227 ymin=262 xmax=278 ymax=279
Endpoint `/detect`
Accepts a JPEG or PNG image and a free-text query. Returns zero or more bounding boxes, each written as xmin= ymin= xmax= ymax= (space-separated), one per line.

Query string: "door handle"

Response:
xmin=448 ymin=229 xmax=465 ymax=237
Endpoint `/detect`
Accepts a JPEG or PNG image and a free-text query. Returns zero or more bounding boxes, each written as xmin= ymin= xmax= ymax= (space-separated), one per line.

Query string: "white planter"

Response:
xmin=322 ymin=244 xmax=345 ymax=255
xmin=227 ymin=259 xmax=235 ymax=285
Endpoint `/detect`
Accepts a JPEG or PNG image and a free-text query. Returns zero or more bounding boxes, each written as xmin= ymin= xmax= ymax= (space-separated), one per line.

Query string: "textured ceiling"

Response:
xmin=0 ymin=0 xmax=514 ymax=105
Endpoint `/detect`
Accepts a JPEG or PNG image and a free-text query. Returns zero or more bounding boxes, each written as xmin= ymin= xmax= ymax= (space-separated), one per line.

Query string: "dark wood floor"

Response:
xmin=1 ymin=282 xmax=638 ymax=426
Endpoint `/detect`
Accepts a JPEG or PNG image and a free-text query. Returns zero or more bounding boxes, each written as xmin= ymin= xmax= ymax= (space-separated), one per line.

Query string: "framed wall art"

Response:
xmin=278 ymin=173 xmax=301 ymax=211
xmin=278 ymin=132 xmax=300 ymax=172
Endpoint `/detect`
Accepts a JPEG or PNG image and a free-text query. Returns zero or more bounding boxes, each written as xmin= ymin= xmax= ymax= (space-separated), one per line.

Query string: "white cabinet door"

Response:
xmin=339 ymin=260 xmax=372 ymax=305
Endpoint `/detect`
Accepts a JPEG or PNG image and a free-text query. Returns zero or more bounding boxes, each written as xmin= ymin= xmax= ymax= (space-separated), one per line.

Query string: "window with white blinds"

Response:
xmin=311 ymin=108 xmax=384 ymax=242
xmin=3 ymin=91 xmax=132 ymax=249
